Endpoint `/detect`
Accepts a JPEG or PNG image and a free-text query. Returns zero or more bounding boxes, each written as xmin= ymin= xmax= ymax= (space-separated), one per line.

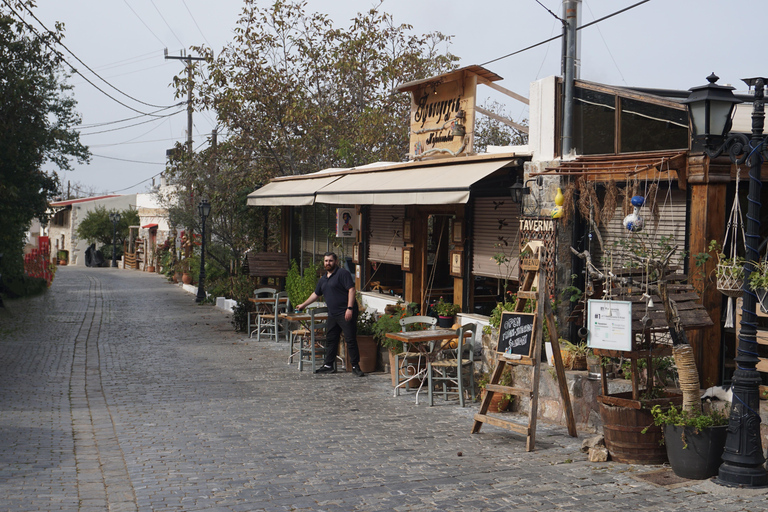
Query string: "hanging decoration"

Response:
xmin=622 ymin=196 xmax=646 ymax=232
xmin=716 ymin=168 xmax=746 ymax=328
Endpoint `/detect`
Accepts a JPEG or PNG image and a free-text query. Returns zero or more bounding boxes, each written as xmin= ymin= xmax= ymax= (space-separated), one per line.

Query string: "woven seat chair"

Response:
xmin=428 ymin=323 xmax=477 ymax=407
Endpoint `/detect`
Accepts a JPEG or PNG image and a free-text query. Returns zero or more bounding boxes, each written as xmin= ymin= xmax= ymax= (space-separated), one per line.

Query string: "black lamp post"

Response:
xmin=108 ymin=212 xmax=121 ymax=268
xmin=685 ymin=73 xmax=768 ymax=487
xmin=195 ymin=199 xmax=211 ymax=303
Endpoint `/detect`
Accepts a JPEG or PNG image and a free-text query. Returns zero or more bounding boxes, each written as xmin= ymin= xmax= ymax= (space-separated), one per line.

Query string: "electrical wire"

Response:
xmin=583 ymin=0 xmax=627 ymax=85
xmin=481 ymin=0 xmax=652 ymax=67
xmin=79 ymin=103 xmax=184 ymax=129
xmin=181 ymin=0 xmax=212 ymax=48
xmin=16 ymin=1 xmax=177 ymax=110
xmin=108 ymin=171 xmax=165 ymax=193
xmin=1 ymin=1 xmax=167 ymax=117
xmin=79 ymin=109 xmax=185 ymax=135
xmin=149 ymin=0 xmax=185 ymax=49
xmin=122 ymin=0 xmax=167 ymax=48
xmin=91 ymin=154 xmax=166 ymax=165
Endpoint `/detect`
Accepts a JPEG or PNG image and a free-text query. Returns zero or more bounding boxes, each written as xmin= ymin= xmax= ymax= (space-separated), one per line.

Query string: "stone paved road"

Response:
xmin=0 ymin=267 xmax=766 ymax=512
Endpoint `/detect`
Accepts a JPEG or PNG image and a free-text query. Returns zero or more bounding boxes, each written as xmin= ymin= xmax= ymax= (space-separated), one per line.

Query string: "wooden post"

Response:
xmin=686 ymin=155 xmax=728 ymax=387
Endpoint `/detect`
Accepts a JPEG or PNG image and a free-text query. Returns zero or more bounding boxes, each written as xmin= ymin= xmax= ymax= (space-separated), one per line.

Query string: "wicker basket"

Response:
xmin=717 ymin=263 xmax=744 ymax=298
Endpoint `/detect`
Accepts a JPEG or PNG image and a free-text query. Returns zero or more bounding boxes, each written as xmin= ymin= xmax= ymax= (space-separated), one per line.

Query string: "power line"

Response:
xmin=108 ymin=171 xmax=165 ymax=194
xmin=79 ymin=103 xmax=184 ymax=129
xmin=1 ymin=1 xmax=165 ymax=117
xmin=180 ymin=0 xmax=212 ymax=48
xmin=17 ymin=1 xmax=176 ymax=110
xmin=149 ymin=0 xmax=185 ymax=49
xmin=91 ymin=154 xmax=166 ymax=165
xmin=79 ymin=109 xmax=185 ymax=135
xmin=122 ymin=0 xmax=167 ymax=47
xmin=481 ymin=0 xmax=651 ymax=67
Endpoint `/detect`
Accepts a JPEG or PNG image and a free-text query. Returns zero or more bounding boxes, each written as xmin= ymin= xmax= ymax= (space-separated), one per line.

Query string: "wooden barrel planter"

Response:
xmin=598 ymin=391 xmax=682 ymax=464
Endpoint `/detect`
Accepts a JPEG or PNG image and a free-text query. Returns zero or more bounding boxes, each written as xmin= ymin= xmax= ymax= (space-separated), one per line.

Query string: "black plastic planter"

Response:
xmin=664 ymin=424 xmax=728 ymax=480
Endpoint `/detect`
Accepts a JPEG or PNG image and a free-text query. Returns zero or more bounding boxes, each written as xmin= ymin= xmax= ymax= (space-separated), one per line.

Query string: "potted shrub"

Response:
xmin=560 ymin=339 xmax=590 ymax=371
xmin=478 ymin=368 xmax=514 ymax=412
xmin=433 ymin=297 xmax=461 ymax=328
xmin=374 ymin=312 xmax=408 ymax=386
xmin=644 ymin=402 xmax=729 ymax=480
xmin=355 ymin=310 xmax=378 ymax=373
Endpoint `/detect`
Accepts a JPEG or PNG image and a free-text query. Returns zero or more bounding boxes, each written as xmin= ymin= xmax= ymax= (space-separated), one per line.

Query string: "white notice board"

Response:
xmin=586 ymin=300 xmax=632 ymax=352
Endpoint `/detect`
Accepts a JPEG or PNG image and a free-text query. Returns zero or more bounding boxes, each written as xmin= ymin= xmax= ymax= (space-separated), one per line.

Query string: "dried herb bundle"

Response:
xmin=562 ymin=180 xmax=577 ymax=224
xmin=577 ymin=177 xmax=601 ymax=226
xmin=601 ymin=181 xmax=619 ymax=225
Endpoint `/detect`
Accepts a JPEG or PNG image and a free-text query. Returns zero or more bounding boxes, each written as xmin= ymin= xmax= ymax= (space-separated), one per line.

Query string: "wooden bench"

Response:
xmin=246 ymin=252 xmax=290 ymax=278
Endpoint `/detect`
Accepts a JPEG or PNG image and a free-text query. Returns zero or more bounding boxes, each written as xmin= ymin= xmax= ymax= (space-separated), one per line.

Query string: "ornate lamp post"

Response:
xmin=108 ymin=212 xmax=121 ymax=268
xmin=685 ymin=73 xmax=767 ymax=487
xmin=195 ymin=199 xmax=211 ymax=303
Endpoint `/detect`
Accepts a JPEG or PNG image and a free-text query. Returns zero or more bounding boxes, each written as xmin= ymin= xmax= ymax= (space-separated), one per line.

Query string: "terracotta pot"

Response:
xmin=182 ymin=272 xmax=192 ymax=285
xmin=356 ymin=335 xmax=378 ymax=373
xmin=147 ymin=265 xmax=155 ymax=273
xmin=173 ymin=272 xmax=181 ymax=283
xmin=482 ymin=390 xmax=510 ymax=412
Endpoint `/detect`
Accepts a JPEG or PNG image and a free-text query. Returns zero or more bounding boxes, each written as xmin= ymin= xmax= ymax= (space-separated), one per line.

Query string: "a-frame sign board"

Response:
xmin=471 ymin=244 xmax=577 ymax=451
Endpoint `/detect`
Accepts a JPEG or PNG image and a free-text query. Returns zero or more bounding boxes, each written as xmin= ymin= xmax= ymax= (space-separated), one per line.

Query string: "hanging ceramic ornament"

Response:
xmin=551 ymin=187 xmax=564 ymax=219
xmin=623 ymin=195 xmax=645 ymax=232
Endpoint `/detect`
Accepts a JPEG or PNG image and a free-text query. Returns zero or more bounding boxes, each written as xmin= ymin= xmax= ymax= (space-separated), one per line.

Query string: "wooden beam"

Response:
xmin=477 ymin=77 xmax=530 ymax=105
xmin=475 ymin=106 xmax=529 ymax=134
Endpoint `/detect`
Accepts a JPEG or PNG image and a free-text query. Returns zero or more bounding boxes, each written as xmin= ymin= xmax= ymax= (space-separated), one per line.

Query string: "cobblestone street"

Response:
xmin=0 ymin=267 xmax=766 ymax=511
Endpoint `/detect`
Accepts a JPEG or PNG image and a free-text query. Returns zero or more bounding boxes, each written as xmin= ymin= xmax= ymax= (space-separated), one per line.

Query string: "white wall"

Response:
xmin=64 ymin=195 xmax=137 ymax=266
xmin=528 ymin=76 xmax=559 ymax=162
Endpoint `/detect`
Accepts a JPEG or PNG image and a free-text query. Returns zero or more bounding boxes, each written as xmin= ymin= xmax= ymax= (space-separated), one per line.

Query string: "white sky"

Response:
xmin=26 ymin=0 xmax=767 ymax=196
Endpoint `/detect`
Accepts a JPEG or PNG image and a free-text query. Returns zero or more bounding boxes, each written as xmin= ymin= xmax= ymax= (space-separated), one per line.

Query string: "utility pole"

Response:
xmin=164 ymin=49 xmax=206 ymax=155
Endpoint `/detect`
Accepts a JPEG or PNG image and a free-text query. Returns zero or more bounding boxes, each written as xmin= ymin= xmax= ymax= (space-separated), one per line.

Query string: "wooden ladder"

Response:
xmin=471 ymin=254 xmax=577 ymax=451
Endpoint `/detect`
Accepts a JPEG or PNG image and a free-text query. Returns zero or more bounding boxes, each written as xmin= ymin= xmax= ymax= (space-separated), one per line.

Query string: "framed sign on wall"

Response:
xmin=450 ymin=250 xmax=463 ymax=277
xmin=402 ymin=247 xmax=413 ymax=271
xmin=403 ymin=218 xmax=413 ymax=243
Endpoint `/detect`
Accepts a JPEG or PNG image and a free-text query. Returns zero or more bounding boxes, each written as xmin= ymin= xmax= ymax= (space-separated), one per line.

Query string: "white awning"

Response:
xmin=246 ymin=175 xmax=342 ymax=206
xmin=315 ymin=159 xmax=514 ymax=205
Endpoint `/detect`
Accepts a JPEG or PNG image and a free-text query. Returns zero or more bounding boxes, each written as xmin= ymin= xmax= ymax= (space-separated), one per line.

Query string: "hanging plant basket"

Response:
xmin=716 ymin=262 xmax=744 ymax=297
xmin=757 ymin=288 xmax=768 ymax=314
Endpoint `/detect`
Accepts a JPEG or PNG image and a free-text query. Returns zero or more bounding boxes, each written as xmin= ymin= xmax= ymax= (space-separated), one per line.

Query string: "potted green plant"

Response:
xmin=560 ymin=339 xmax=591 ymax=371
xmin=644 ymin=402 xmax=729 ymax=480
xmin=478 ymin=368 xmax=514 ymax=412
xmin=374 ymin=312 xmax=407 ymax=386
xmin=355 ymin=310 xmax=378 ymax=373
xmin=749 ymin=259 xmax=768 ymax=313
xmin=710 ymin=239 xmax=745 ymax=297
xmin=433 ymin=297 xmax=461 ymax=328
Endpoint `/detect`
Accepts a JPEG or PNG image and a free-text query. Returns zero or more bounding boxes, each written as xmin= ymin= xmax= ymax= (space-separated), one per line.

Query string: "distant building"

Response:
xmin=48 ymin=195 xmax=136 ymax=266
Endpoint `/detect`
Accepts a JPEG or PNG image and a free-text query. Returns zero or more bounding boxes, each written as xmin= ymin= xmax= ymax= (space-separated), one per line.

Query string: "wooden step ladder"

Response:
xmin=471 ymin=246 xmax=577 ymax=451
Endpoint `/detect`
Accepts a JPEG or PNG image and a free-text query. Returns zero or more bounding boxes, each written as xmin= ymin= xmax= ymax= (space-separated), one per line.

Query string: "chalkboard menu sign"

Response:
xmin=496 ymin=312 xmax=535 ymax=356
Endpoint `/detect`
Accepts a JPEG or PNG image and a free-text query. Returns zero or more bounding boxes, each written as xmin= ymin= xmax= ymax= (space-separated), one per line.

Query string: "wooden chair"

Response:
xmin=256 ymin=291 xmax=290 ymax=341
xmin=394 ymin=316 xmax=437 ymax=396
xmin=247 ymin=287 xmax=277 ymax=339
xmin=428 ymin=323 xmax=477 ymax=407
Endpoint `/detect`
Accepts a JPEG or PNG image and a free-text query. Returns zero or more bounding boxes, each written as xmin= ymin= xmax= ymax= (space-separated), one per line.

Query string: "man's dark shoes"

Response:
xmin=352 ymin=366 xmax=365 ymax=377
xmin=315 ymin=365 xmax=336 ymax=374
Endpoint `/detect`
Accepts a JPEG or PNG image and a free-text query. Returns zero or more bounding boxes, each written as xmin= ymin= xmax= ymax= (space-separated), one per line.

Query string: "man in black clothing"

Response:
xmin=296 ymin=252 xmax=364 ymax=376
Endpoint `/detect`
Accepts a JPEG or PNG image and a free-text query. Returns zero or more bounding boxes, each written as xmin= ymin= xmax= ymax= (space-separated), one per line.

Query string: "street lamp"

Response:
xmin=108 ymin=212 xmax=121 ymax=268
xmin=195 ymin=199 xmax=211 ymax=303
xmin=685 ymin=74 xmax=767 ymax=487
xmin=509 ymin=176 xmax=543 ymax=216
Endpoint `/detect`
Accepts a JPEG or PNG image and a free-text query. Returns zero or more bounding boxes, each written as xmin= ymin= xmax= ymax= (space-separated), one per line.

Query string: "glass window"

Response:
xmin=573 ymin=87 xmax=616 ymax=155
xmin=620 ymin=98 xmax=688 ymax=153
